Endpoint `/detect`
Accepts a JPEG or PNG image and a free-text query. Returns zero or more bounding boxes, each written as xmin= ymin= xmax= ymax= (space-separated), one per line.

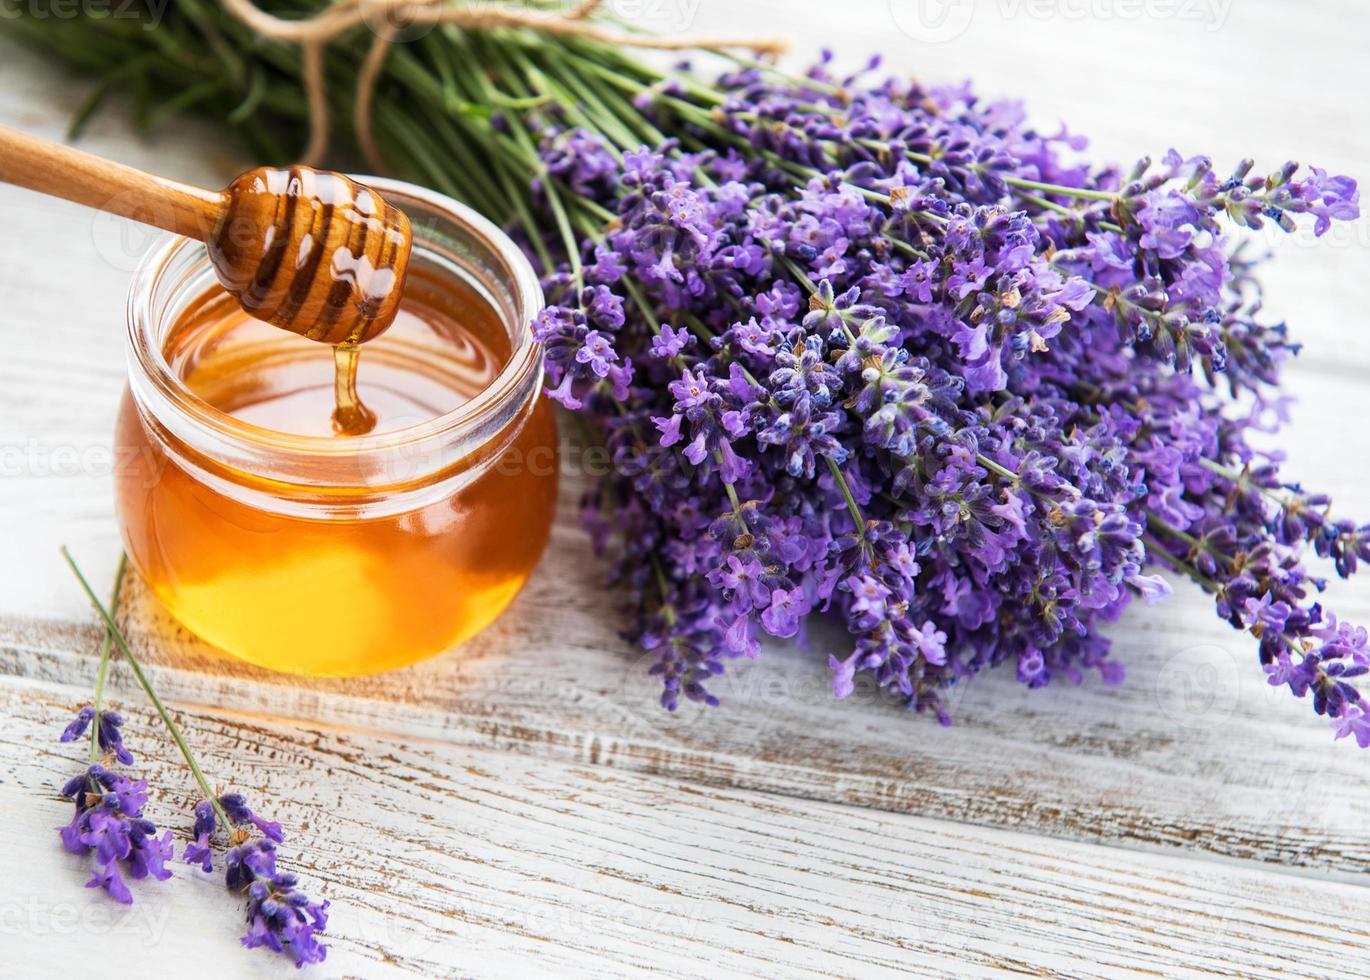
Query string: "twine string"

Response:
xmin=218 ymin=0 xmax=789 ymax=168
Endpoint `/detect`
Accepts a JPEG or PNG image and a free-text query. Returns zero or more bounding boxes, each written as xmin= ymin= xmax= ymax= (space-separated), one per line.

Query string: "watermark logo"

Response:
xmin=359 ymin=0 xmax=439 ymax=44
xmin=89 ymin=189 xmax=179 ymax=275
xmin=889 ymin=0 xmax=976 ymax=44
xmin=0 ymin=440 xmax=168 ymax=485
xmin=1155 ymin=642 xmax=1241 ymax=731
xmin=607 ymin=0 xmax=702 ymax=34
xmin=359 ymin=0 xmax=703 ymax=44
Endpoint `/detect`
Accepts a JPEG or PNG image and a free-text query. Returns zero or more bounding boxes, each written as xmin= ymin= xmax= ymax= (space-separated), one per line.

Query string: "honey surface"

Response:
xmin=167 ymin=267 xmax=507 ymax=437
xmin=115 ymin=270 xmax=557 ymax=676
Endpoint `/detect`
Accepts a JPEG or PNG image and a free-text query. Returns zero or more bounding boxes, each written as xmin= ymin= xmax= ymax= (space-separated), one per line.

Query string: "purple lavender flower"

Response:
xmin=59 ymin=706 xmax=134 ymax=764
xmin=1332 ymin=704 xmax=1370 ymax=748
xmin=227 ymin=839 xmax=329 ymax=968
xmin=58 ymin=764 xmax=173 ymax=903
xmin=650 ymin=324 xmax=694 ymax=360
xmin=59 ymin=706 xmax=94 ymax=742
xmin=219 ymin=792 xmax=285 ymax=843
xmin=184 ymin=799 xmax=217 ymax=873
xmin=183 ymin=792 xmax=285 ymax=865
xmin=184 ymin=794 xmax=327 ymax=967
xmin=58 ymin=548 xmax=333 ymax=968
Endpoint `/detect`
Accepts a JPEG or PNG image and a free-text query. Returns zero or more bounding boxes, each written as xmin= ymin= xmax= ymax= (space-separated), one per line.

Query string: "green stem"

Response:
xmin=826 ymin=456 xmax=873 ymax=562
xmin=1144 ymin=513 xmax=1233 ymax=578
xmin=1142 ymin=533 xmax=1221 ymax=593
xmin=1015 ymin=190 xmax=1083 ymax=220
xmin=1197 ymin=457 xmax=1309 ymax=513
xmin=716 ymin=463 xmax=750 ymax=534
xmin=999 ymin=176 xmax=1119 ymax=202
xmin=470 ymin=42 xmax=583 ymax=288
xmin=650 ymin=554 xmax=679 ymax=627
xmin=976 ymin=454 xmax=1021 ymax=485
xmin=62 ymin=548 xmax=231 ymax=829
xmin=498 ymin=164 xmax=556 ymax=273
xmin=714 ymin=51 xmax=847 ymax=97
xmin=525 ymin=43 xmax=647 ymax=152
xmin=88 ymin=553 xmax=128 ymax=764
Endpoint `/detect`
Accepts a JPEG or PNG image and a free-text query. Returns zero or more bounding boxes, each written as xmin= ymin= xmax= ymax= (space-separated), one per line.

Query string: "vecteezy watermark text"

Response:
xmin=0 ymin=895 xmax=171 ymax=945
xmin=0 ymin=0 xmax=170 ymax=27
xmin=889 ymin=0 xmax=1234 ymax=44
xmin=0 ymin=440 xmax=167 ymax=483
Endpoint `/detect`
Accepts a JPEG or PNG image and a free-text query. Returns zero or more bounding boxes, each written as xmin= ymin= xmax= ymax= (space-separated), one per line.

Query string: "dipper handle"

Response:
xmin=0 ymin=126 xmax=411 ymax=345
xmin=0 ymin=123 xmax=224 ymax=239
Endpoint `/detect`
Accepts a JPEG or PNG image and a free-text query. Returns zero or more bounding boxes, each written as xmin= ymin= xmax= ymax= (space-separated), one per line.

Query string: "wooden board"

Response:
xmin=6 ymin=677 xmax=1369 ymax=979
xmin=1 ymin=0 xmax=1368 ymax=975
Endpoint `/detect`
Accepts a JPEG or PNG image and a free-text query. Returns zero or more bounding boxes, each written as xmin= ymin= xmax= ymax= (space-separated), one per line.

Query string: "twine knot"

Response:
xmin=219 ymin=0 xmax=789 ymax=169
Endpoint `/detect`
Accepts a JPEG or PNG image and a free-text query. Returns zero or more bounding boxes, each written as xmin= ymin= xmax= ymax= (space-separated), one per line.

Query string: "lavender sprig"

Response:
xmin=57 ymin=763 xmax=175 ymax=903
xmin=184 ymin=797 xmax=327 ymax=968
xmin=60 ymin=706 xmax=134 ymax=765
xmin=62 ymin=549 xmax=328 ymax=966
xmin=55 ymin=553 xmax=175 ymax=903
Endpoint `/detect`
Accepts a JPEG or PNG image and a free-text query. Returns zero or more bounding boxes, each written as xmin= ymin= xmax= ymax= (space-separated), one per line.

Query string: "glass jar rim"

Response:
xmin=124 ymin=176 xmax=545 ymax=498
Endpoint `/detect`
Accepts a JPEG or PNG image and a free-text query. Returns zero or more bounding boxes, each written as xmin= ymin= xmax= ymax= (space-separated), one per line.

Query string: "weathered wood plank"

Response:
xmin=4 ymin=674 xmax=1367 ymax=979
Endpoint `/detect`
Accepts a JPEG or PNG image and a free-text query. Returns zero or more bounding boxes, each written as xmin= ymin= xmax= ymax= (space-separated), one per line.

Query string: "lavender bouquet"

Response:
xmin=531 ymin=60 xmax=1367 ymax=738
xmin=9 ymin=3 xmax=1368 ymax=746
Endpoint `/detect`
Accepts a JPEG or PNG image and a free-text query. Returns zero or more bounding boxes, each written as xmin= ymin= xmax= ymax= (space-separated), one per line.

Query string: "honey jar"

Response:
xmin=114 ymin=179 xmax=558 ymax=676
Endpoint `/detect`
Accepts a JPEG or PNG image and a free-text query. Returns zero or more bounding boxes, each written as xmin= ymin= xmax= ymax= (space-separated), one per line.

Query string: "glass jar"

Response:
xmin=115 ymin=177 xmax=558 ymax=676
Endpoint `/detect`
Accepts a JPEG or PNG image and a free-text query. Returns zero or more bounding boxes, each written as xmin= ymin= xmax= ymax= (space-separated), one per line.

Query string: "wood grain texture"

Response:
xmin=4 ymin=675 xmax=1368 ymax=980
xmin=1 ymin=0 xmax=1369 ymax=975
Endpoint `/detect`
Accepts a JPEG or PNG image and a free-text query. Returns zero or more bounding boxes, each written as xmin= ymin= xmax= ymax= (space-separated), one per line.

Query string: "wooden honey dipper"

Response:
xmin=0 ymin=124 xmax=412 ymax=346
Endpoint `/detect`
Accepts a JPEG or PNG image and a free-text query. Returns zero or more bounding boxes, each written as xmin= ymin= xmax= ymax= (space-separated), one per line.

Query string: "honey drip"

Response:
xmin=209 ymin=167 xmax=416 ymax=436
xmin=164 ymin=266 xmax=508 ymax=437
xmin=331 ymin=345 xmax=377 ymax=436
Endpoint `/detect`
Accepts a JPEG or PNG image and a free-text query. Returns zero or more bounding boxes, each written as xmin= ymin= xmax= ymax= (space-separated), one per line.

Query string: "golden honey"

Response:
xmin=116 ymin=181 xmax=556 ymax=676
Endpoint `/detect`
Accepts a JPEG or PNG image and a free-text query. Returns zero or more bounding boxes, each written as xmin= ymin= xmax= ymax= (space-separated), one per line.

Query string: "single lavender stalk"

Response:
xmin=62 ymin=548 xmax=329 ymax=967
xmin=55 ymin=552 xmax=174 ymax=904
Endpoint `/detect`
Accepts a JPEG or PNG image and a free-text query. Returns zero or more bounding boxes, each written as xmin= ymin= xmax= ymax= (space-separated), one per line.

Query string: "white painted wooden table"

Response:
xmin=2 ymin=2 xmax=1368 ymax=976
